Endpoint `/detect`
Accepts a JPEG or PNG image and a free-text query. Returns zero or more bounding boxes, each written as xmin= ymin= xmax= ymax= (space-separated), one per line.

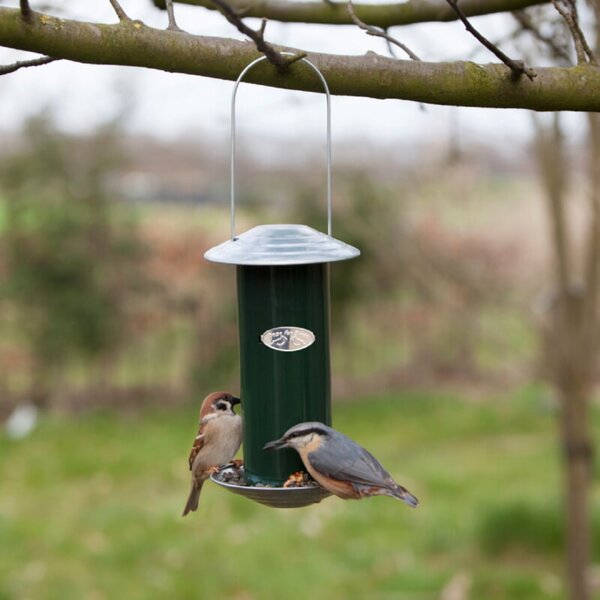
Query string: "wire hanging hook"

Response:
xmin=230 ymin=53 xmax=332 ymax=240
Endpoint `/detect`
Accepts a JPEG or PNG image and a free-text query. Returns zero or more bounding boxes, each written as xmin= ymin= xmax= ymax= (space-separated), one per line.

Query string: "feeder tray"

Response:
xmin=211 ymin=465 xmax=331 ymax=509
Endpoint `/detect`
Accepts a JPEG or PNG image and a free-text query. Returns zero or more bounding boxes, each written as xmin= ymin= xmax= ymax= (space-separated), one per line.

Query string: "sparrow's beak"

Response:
xmin=263 ymin=437 xmax=287 ymax=451
xmin=230 ymin=396 xmax=241 ymax=406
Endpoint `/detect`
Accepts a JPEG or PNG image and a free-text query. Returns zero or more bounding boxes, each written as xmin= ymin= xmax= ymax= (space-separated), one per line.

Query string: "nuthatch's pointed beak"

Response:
xmin=230 ymin=396 xmax=241 ymax=406
xmin=263 ymin=437 xmax=287 ymax=451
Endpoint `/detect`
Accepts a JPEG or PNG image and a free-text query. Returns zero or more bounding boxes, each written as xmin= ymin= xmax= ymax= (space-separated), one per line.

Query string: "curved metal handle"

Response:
xmin=230 ymin=53 xmax=332 ymax=240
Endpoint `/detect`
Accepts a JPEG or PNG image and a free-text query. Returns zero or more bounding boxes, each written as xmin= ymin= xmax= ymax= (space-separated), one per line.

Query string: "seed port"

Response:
xmin=211 ymin=464 xmax=331 ymax=509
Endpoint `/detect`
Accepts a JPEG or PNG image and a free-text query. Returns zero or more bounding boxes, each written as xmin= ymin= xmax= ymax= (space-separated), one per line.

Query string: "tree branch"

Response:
xmin=466 ymin=26 xmax=522 ymax=60
xmin=2 ymin=8 xmax=600 ymax=110
xmin=165 ymin=0 xmax=182 ymax=31
xmin=19 ymin=0 xmax=32 ymax=22
xmin=512 ymin=9 xmax=572 ymax=64
xmin=208 ymin=0 xmax=293 ymax=69
xmin=0 ymin=54 xmax=59 ymax=76
xmin=347 ymin=0 xmax=420 ymax=61
xmin=550 ymin=0 xmax=595 ymax=64
xmin=446 ymin=0 xmax=536 ymax=80
xmin=153 ymin=0 xmax=549 ymax=28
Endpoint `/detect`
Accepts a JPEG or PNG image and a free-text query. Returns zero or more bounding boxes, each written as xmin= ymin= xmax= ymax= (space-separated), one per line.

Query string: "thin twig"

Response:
xmin=208 ymin=0 xmax=305 ymax=70
xmin=20 ymin=0 xmax=32 ymax=22
xmin=550 ymin=0 xmax=585 ymax=62
xmin=466 ymin=26 xmax=522 ymax=60
xmin=347 ymin=0 xmax=420 ymax=61
xmin=0 ymin=55 xmax=60 ymax=76
xmin=512 ymin=9 xmax=572 ymax=64
xmin=446 ymin=0 xmax=536 ymax=80
xmin=165 ymin=0 xmax=183 ymax=31
xmin=384 ymin=36 xmax=399 ymax=59
xmin=550 ymin=0 xmax=595 ymax=64
xmin=108 ymin=0 xmax=130 ymax=21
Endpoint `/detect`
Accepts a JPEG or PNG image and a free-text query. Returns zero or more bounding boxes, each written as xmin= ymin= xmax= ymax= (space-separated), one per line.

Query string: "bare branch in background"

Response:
xmin=208 ymin=0 xmax=306 ymax=70
xmin=512 ymin=9 xmax=572 ymax=64
xmin=0 ymin=55 xmax=59 ymax=76
xmin=466 ymin=26 xmax=522 ymax=59
xmin=384 ymin=36 xmax=399 ymax=59
xmin=19 ymin=0 xmax=32 ymax=22
xmin=108 ymin=0 xmax=130 ymax=21
xmin=446 ymin=0 xmax=536 ymax=80
xmin=347 ymin=0 xmax=421 ymax=61
xmin=160 ymin=0 xmax=550 ymax=28
xmin=550 ymin=0 xmax=594 ymax=64
xmin=165 ymin=0 xmax=182 ymax=30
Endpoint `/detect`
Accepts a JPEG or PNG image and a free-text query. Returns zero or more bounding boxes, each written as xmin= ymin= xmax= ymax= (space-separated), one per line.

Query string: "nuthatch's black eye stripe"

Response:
xmin=287 ymin=426 xmax=329 ymax=439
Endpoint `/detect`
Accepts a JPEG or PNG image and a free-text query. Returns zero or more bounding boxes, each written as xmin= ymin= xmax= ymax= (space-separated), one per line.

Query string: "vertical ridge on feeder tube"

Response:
xmin=237 ymin=263 xmax=331 ymax=486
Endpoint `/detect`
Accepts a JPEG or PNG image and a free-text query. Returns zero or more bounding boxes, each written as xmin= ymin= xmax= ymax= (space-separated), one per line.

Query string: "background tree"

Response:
xmin=1 ymin=113 xmax=147 ymax=408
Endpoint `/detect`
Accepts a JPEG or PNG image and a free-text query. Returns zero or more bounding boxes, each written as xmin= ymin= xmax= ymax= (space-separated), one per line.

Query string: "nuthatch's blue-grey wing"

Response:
xmin=308 ymin=430 xmax=419 ymax=507
xmin=308 ymin=430 xmax=392 ymax=487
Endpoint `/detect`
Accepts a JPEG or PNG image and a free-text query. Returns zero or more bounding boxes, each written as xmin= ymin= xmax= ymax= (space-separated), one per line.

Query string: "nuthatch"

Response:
xmin=182 ymin=391 xmax=243 ymax=516
xmin=264 ymin=422 xmax=418 ymax=507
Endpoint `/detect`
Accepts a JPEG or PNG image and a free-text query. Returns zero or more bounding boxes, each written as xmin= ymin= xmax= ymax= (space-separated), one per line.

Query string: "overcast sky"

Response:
xmin=0 ymin=0 xmax=589 ymax=156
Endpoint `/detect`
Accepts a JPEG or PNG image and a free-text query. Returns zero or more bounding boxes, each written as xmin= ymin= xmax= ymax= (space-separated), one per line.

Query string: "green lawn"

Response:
xmin=1 ymin=388 xmax=598 ymax=599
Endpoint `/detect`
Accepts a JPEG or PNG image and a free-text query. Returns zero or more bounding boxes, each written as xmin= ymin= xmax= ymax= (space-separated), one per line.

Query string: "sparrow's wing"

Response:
xmin=188 ymin=424 xmax=206 ymax=470
xmin=308 ymin=432 xmax=392 ymax=489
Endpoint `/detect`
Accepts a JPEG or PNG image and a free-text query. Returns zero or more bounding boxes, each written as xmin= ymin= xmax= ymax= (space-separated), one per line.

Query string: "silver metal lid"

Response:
xmin=204 ymin=224 xmax=360 ymax=266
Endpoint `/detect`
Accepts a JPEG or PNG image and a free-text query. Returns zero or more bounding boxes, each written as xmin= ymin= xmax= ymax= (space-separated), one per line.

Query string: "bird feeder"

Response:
xmin=206 ymin=55 xmax=359 ymax=508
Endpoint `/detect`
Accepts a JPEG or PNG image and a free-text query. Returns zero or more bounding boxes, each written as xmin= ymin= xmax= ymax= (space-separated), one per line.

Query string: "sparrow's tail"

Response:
xmin=389 ymin=483 xmax=419 ymax=508
xmin=182 ymin=480 xmax=204 ymax=516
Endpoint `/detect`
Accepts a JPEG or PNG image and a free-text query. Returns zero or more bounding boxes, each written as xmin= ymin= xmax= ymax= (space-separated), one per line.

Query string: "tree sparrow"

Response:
xmin=182 ymin=391 xmax=242 ymax=516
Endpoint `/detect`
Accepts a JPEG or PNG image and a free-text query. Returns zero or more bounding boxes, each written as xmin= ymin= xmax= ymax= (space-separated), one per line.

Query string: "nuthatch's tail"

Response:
xmin=182 ymin=480 xmax=204 ymax=516
xmin=389 ymin=483 xmax=419 ymax=508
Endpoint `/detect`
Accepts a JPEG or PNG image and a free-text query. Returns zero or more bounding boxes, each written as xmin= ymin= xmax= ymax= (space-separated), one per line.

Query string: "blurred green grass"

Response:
xmin=1 ymin=389 xmax=598 ymax=600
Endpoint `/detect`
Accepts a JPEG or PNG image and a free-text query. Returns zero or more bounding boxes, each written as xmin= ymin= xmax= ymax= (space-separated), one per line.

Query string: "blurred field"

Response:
xmin=3 ymin=117 xmax=600 ymax=600
xmin=1 ymin=389 xmax=598 ymax=600
xmin=0 ymin=171 xmax=545 ymax=409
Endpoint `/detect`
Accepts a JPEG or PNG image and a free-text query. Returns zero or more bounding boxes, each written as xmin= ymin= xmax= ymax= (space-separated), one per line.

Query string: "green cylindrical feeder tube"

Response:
xmin=204 ymin=223 xmax=360 ymax=500
xmin=237 ymin=263 xmax=331 ymax=486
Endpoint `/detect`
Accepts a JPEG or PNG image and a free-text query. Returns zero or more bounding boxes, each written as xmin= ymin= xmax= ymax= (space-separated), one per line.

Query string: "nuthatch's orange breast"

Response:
xmin=303 ymin=435 xmax=324 ymax=455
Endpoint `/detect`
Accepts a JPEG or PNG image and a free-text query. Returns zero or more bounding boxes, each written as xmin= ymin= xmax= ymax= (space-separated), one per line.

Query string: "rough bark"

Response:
xmin=154 ymin=0 xmax=548 ymax=27
xmin=2 ymin=8 xmax=600 ymax=111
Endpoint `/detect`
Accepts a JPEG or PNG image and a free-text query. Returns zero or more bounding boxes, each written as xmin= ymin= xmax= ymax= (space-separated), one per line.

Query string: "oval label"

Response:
xmin=261 ymin=326 xmax=315 ymax=352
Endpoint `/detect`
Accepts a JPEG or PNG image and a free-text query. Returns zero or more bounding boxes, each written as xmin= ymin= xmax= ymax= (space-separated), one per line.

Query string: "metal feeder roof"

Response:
xmin=204 ymin=224 xmax=360 ymax=266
